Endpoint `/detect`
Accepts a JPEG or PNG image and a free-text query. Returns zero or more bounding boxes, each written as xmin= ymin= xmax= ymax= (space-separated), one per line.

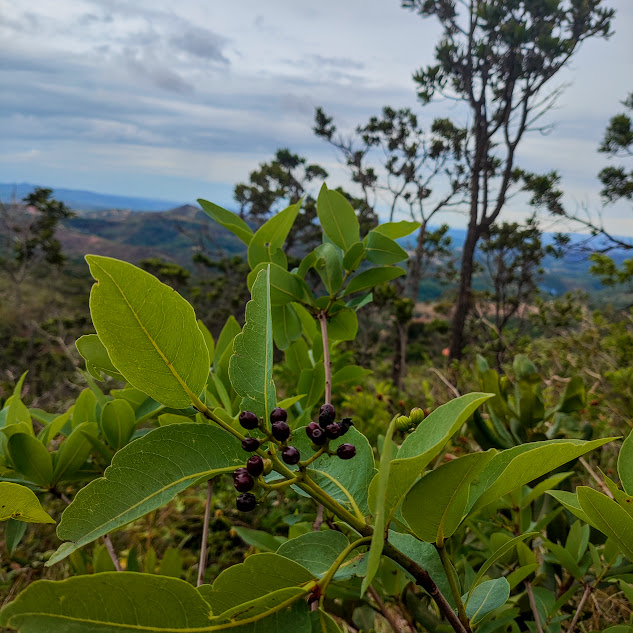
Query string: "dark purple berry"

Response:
xmin=271 ymin=420 xmax=290 ymax=442
xmin=318 ymin=411 xmax=332 ymax=428
xmin=234 ymin=472 xmax=254 ymax=492
xmin=320 ymin=403 xmax=335 ymax=422
xmin=337 ymin=443 xmax=356 ymax=460
xmin=239 ymin=411 xmax=259 ymax=430
xmin=310 ymin=427 xmax=327 ymax=446
xmin=325 ymin=423 xmax=342 ymax=440
xmin=340 ymin=418 xmax=354 ymax=435
xmin=241 ymin=437 xmax=260 ymax=452
xmin=236 ymin=492 xmax=257 ymax=512
xmin=246 ymin=455 xmax=264 ymax=477
xmin=270 ymin=407 xmax=287 ymax=423
xmin=281 ymin=446 xmax=301 ymax=465
xmin=233 ymin=467 xmax=248 ymax=478
xmin=306 ymin=421 xmax=320 ymax=435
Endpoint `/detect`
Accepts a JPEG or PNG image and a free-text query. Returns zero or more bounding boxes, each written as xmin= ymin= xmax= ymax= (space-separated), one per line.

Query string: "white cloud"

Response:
xmin=0 ymin=0 xmax=631 ymax=235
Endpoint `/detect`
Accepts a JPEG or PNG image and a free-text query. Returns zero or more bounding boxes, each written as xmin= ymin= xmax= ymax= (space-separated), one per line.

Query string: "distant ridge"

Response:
xmin=0 ymin=182 xmax=184 ymax=213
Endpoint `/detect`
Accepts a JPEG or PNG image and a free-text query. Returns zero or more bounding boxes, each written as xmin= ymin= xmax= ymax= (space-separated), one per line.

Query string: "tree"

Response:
xmin=315 ymin=106 xmax=466 ymax=301
xmin=234 ymin=148 xmax=329 ymax=251
xmin=314 ymin=106 xmax=465 ymax=387
xmin=477 ymin=218 xmax=553 ymax=364
xmin=0 ymin=187 xmax=74 ymax=313
xmin=402 ymin=0 xmax=614 ymax=359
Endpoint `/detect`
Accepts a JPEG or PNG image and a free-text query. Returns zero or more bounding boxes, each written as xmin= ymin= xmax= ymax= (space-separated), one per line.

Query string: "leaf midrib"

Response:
xmin=92 ymin=260 xmax=197 ymax=403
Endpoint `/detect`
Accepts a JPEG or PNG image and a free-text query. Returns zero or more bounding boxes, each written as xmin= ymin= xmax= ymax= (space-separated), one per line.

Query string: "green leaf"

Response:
xmin=369 ymin=393 xmax=492 ymax=527
xmin=285 ymin=339 xmax=312 ymax=374
xmin=387 ymin=531 xmax=454 ymax=608
xmin=332 ymin=365 xmax=372 ymax=386
xmin=468 ymin=437 xmax=615 ymax=515
xmin=469 ymin=533 xmax=537 ymax=594
xmin=558 ymin=376 xmax=586 ymax=413
xmin=543 ymin=540 xmax=583 ymax=579
xmin=362 ymin=416 xmax=397 ymax=596
xmin=464 ymin=577 xmax=510 ymax=625
xmin=75 ymin=334 xmax=124 ymax=380
xmin=248 ymin=202 xmax=300 ymax=268
xmin=506 ymin=564 xmax=538 ymax=590
xmin=159 ymin=547 xmax=183 ymax=578
xmin=546 ymin=490 xmax=596 ymax=528
xmin=315 ymin=243 xmax=344 ymax=295
xmin=365 ymin=231 xmax=409 ymax=265
xmin=277 ymin=531 xmax=361 ymax=579
xmin=198 ymin=199 xmax=254 ymax=245
xmin=199 ymin=552 xmax=313 ymax=615
xmin=229 ymin=267 xmax=277 ymax=424
xmin=48 ymin=424 xmax=244 ymax=565
xmin=327 ymin=309 xmax=358 ymax=341
xmin=342 ymin=242 xmax=365 ymax=272
xmin=619 ymin=431 xmax=633 ymax=495
xmin=402 ymin=450 xmax=495 ymax=544
xmin=101 ymin=399 xmax=137 ymax=451
xmin=233 ymin=526 xmax=285 ymax=552
xmin=272 ymin=304 xmax=302 ymax=351
xmin=0 ymin=483 xmax=55 ymax=523
xmin=72 ymin=388 xmax=97 ymax=427
xmin=310 ymin=609 xmax=344 ymax=633
xmin=292 ymin=427 xmax=375 ymax=516
xmin=214 ymin=316 xmax=241 ymax=370
xmin=0 ymin=572 xmax=213 ymax=632
xmin=577 ymin=486 xmax=633 ymax=561
xmin=297 ymin=364 xmax=325 ymax=415
xmin=209 ymin=588 xmax=309 ymax=629
xmin=5 ymin=518 xmax=27 ymax=556
xmin=52 ymin=422 xmax=98 ymax=485
xmin=373 ymin=220 xmax=420 ymax=239
xmin=8 ymin=434 xmax=53 ymax=486
xmin=248 ymin=262 xmax=308 ymax=305
xmin=86 ymin=255 xmax=209 ymax=409
xmin=6 ymin=373 xmax=29 ymax=428
xmin=343 ymin=266 xmax=406 ymax=296
xmin=197 ymin=320 xmax=215 ymax=362
xmin=519 ymin=472 xmax=573 ymax=509
xmin=38 ymin=410 xmax=72 ymax=446
xmin=316 ymin=184 xmax=360 ymax=252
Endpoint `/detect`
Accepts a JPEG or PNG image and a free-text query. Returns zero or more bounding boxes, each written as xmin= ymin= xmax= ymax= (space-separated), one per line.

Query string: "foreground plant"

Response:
xmin=0 ymin=192 xmax=622 ymax=632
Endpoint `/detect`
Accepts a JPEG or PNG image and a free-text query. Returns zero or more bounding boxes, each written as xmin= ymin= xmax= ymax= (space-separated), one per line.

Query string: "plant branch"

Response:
xmin=103 ymin=534 xmax=122 ymax=572
xmin=568 ymin=584 xmax=591 ymax=633
xmin=526 ymin=581 xmax=544 ymax=633
xmin=197 ymin=479 xmax=215 ymax=587
xmin=384 ymin=541 xmax=469 ymax=633
xmin=579 ymin=457 xmax=614 ymax=499
xmin=369 ymin=585 xmax=405 ymax=633
xmin=318 ymin=310 xmax=332 ymax=404
xmin=437 ymin=545 xmax=469 ymax=628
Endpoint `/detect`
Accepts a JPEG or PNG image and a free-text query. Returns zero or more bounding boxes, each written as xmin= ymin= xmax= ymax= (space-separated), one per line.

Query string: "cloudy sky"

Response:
xmin=1 ymin=0 xmax=632 ymax=232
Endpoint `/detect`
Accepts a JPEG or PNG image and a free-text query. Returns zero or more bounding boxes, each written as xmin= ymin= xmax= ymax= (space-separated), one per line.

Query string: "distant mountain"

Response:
xmin=0 ymin=182 xmax=184 ymax=213
xmin=57 ymin=204 xmax=244 ymax=267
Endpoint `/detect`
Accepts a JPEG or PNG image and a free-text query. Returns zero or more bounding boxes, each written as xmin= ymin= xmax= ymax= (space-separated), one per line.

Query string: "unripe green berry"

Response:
xmin=262 ymin=458 xmax=273 ymax=475
xmin=409 ymin=407 xmax=425 ymax=426
xmin=395 ymin=415 xmax=412 ymax=431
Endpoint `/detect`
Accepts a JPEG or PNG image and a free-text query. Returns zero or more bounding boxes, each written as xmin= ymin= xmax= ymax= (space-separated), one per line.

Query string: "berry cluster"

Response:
xmin=306 ymin=404 xmax=356 ymax=460
xmin=232 ymin=404 xmax=357 ymax=512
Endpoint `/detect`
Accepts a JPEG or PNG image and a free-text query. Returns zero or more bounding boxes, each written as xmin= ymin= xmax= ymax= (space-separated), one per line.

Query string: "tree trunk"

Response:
xmin=392 ymin=321 xmax=408 ymax=391
xmin=449 ymin=225 xmax=480 ymax=360
xmin=406 ymin=222 xmax=427 ymax=301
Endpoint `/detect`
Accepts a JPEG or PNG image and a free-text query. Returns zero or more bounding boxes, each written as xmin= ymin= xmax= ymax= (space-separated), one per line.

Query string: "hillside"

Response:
xmin=58 ymin=205 xmax=244 ymax=267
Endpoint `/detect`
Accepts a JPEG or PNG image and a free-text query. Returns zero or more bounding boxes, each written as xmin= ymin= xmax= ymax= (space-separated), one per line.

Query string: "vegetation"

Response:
xmin=1 ymin=2 xmax=632 ymax=632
